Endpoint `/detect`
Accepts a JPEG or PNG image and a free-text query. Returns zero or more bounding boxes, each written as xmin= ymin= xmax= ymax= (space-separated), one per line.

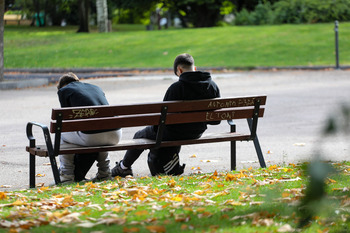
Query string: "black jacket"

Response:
xmin=162 ymin=71 xmax=221 ymax=137
xmin=57 ymin=81 xmax=109 ymax=107
xmin=57 ymin=81 xmax=114 ymax=133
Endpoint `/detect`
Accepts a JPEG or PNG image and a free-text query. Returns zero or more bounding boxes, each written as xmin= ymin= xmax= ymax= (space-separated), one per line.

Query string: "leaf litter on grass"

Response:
xmin=1 ymin=162 xmax=350 ymax=232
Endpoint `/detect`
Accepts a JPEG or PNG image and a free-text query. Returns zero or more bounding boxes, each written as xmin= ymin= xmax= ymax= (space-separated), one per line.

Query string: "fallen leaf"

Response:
xmin=123 ymin=227 xmax=140 ymax=232
xmin=0 ymin=192 xmax=7 ymax=200
xmin=145 ymin=225 xmax=166 ymax=233
xmin=277 ymin=224 xmax=294 ymax=232
xmin=293 ymin=143 xmax=306 ymax=146
xmin=75 ymin=221 xmax=96 ymax=228
xmin=135 ymin=210 xmax=149 ymax=216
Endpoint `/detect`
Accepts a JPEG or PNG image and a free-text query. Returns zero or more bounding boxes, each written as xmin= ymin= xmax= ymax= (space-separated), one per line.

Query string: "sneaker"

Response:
xmin=111 ymin=161 xmax=133 ymax=178
xmin=49 ymin=175 xmax=74 ymax=186
xmin=91 ymin=173 xmax=112 ymax=182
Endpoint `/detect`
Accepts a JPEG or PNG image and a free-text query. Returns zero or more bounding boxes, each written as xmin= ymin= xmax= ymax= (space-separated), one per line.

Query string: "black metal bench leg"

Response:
xmin=247 ymin=118 xmax=266 ymax=168
xmin=228 ymin=120 xmax=236 ymax=170
xmin=29 ymin=154 xmax=36 ymax=188
xmin=231 ymin=140 xmax=236 ymax=170
xmin=252 ymin=135 xmax=266 ymax=168
xmin=48 ymin=154 xmax=61 ymax=185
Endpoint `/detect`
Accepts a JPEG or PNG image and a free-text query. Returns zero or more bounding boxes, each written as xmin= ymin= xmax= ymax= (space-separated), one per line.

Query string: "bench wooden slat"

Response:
xmin=26 ymin=132 xmax=252 ymax=156
xmin=51 ymin=96 xmax=267 ymax=120
xmin=50 ymin=107 xmax=265 ymax=133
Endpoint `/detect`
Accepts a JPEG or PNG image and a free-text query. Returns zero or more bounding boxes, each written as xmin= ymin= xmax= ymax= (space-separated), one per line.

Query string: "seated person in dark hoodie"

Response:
xmin=111 ymin=53 xmax=220 ymax=177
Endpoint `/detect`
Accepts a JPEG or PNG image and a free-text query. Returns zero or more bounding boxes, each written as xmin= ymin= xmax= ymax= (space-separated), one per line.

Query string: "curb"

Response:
xmin=2 ymin=65 xmax=349 ymax=90
xmin=0 ymin=78 xmax=48 ymax=90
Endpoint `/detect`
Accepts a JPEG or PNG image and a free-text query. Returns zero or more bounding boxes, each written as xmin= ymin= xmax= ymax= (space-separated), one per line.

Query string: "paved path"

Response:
xmin=1 ymin=70 xmax=350 ymax=191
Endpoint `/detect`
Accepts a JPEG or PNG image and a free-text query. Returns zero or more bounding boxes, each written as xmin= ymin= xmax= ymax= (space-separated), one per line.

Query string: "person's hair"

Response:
xmin=173 ymin=53 xmax=195 ymax=75
xmin=57 ymin=72 xmax=79 ymax=89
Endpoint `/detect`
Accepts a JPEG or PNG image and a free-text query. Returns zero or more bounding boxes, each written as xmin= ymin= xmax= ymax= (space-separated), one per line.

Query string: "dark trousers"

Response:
xmin=122 ymin=126 xmax=201 ymax=168
xmin=74 ymin=153 xmax=98 ymax=181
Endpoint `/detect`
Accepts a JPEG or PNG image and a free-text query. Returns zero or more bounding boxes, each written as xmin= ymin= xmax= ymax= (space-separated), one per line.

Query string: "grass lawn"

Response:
xmin=1 ymin=162 xmax=350 ymax=232
xmin=4 ymin=22 xmax=350 ymax=69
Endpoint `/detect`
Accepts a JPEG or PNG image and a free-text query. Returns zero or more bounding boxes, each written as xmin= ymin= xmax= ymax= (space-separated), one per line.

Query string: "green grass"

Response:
xmin=1 ymin=162 xmax=350 ymax=232
xmin=4 ymin=22 xmax=350 ymax=69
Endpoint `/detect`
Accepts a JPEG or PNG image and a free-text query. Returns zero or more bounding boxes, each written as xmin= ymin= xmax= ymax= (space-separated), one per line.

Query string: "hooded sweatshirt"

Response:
xmin=162 ymin=71 xmax=220 ymax=137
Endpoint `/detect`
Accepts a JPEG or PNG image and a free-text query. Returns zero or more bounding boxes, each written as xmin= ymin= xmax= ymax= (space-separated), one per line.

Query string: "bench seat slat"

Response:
xmin=26 ymin=132 xmax=251 ymax=156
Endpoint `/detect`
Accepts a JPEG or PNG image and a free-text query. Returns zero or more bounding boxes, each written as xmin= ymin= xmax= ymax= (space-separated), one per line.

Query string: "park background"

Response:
xmin=1 ymin=0 xmax=350 ymax=233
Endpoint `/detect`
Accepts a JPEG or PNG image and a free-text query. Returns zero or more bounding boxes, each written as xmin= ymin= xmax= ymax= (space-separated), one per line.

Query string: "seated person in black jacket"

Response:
xmin=111 ymin=53 xmax=220 ymax=177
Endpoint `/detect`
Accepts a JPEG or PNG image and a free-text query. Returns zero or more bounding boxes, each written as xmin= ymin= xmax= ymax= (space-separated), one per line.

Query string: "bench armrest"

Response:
xmin=26 ymin=121 xmax=54 ymax=153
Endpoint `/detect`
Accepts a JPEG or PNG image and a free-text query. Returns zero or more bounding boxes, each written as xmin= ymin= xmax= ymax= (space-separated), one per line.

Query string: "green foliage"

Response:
xmin=235 ymin=0 xmax=350 ymax=25
xmin=297 ymin=102 xmax=350 ymax=228
xmin=323 ymin=104 xmax=350 ymax=135
xmin=220 ymin=0 xmax=235 ymax=15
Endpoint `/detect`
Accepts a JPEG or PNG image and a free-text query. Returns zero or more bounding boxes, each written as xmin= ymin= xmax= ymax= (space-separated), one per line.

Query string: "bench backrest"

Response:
xmin=4 ymin=14 xmax=21 ymax=20
xmin=50 ymin=96 xmax=266 ymax=133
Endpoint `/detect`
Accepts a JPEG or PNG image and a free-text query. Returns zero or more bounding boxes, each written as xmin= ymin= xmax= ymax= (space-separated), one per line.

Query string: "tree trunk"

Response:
xmin=33 ymin=0 xmax=44 ymax=27
xmin=0 ymin=0 xmax=4 ymax=82
xmin=77 ymin=0 xmax=89 ymax=33
xmin=96 ymin=0 xmax=108 ymax=32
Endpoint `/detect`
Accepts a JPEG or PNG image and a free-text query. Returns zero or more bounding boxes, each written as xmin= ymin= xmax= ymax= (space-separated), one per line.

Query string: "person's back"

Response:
xmin=57 ymin=72 xmax=122 ymax=183
xmin=163 ymin=69 xmax=220 ymax=137
xmin=58 ymin=81 xmax=109 ymax=107
xmin=111 ymin=53 xmax=220 ymax=177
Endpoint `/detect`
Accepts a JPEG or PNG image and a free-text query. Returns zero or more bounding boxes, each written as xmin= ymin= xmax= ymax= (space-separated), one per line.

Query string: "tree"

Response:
xmin=0 ymin=0 xmax=4 ymax=82
xmin=113 ymin=0 xmax=233 ymax=28
xmin=77 ymin=0 xmax=89 ymax=32
xmin=96 ymin=0 xmax=108 ymax=32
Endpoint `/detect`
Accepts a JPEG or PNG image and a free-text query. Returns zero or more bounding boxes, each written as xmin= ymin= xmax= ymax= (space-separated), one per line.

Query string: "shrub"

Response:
xmin=235 ymin=0 xmax=350 ymax=25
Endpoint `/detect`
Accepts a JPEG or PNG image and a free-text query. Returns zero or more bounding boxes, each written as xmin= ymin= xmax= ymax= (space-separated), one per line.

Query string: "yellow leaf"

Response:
xmin=326 ymin=178 xmax=337 ymax=184
xmin=135 ymin=210 xmax=148 ymax=216
xmin=12 ymin=200 xmax=26 ymax=206
xmin=171 ymin=196 xmax=183 ymax=202
xmin=190 ymin=154 xmax=197 ymax=158
xmin=0 ymin=192 xmax=7 ymax=200
xmin=145 ymin=225 xmax=166 ymax=233
xmin=225 ymin=173 xmax=237 ymax=181
xmin=282 ymin=192 xmax=290 ymax=198
xmin=35 ymin=173 xmax=45 ymax=177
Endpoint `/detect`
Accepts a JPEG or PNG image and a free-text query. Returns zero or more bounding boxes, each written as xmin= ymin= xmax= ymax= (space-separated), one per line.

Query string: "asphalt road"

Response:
xmin=1 ymin=70 xmax=350 ymax=191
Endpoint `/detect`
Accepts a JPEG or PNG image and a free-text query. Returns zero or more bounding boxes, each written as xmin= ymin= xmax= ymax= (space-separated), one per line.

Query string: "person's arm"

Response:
xmin=57 ymin=89 xmax=70 ymax=107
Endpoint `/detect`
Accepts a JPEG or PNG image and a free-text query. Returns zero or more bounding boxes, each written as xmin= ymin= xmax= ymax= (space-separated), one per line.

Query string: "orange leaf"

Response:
xmin=123 ymin=227 xmax=140 ymax=233
xmin=135 ymin=210 xmax=149 ymax=216
xmin=145 ymin=225 xmax=166 ymax=233
xmin=0 ymin=192 xmax=7 ymax=200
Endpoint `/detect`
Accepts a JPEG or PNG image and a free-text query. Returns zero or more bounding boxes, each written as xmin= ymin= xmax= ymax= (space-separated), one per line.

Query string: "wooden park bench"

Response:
xmin=26 ymin=95 xmax=267 ymax=188
xmin=4 ymin=14 xmax=22 ymax=25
